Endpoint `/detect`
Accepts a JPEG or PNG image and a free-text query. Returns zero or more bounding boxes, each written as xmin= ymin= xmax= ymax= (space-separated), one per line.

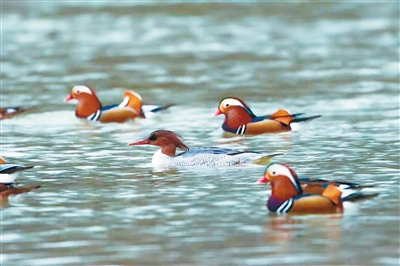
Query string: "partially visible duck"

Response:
xmin=64 ymin=85 xmax=174 ymax=123
xmin=0 ymin=157 xmax=35 ymax=184
xmin=0 ymin=157 xmax=39 ymax=206
xmin=128 ymin=130 xmax=281 ymax=167
xmin=261 ymin=163 xmax=343 ymax=214
xmin=0 ymin=106 xmax=35 ymax=120
xmin=257 ymin=171 xmax=377 ymax=201
xmin=214 ymin=97 xmax=320 ymax=135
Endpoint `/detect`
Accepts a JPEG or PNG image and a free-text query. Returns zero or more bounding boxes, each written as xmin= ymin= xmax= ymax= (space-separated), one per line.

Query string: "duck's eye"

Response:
xmin=271 ymin=171 xmax=277 ymax=176
xmin=149 ymin=134 xmax=157 ymax=141
xmin=225 ymin=103 xmax=230 ymax=107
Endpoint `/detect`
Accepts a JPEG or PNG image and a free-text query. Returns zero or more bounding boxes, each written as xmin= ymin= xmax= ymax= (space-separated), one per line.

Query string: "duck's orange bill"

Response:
xmin=213 ymin=109 xmax=222 ymax=116
xmin=127 ymin=139 xmax=150 ymax=146
xmin=256 ymin=175 xmax=268 ymax=184
xmin=64 ymin=94 xmax=74 ymax=102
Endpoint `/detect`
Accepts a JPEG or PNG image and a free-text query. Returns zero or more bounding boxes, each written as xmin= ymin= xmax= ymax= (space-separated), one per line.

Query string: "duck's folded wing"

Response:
xmin=288 ymin=194 xmax=342 ymax=214
xmin=176 ymin=147 xmax=248 ymax=157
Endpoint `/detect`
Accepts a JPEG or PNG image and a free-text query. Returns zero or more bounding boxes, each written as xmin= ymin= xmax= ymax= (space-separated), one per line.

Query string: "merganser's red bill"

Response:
xmin=256 ymin=175 xmax=268 ymax=184
xmin=64 ymin=94 xmax=74 ymax=102
xmin=127 ymin=139 xmax=151 ymax=146
xmin=213 ymin=109 xmax=222 ymax=116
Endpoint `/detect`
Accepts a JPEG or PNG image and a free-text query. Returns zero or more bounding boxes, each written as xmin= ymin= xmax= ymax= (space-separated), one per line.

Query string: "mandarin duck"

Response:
xmin=0 ymin=157 xmax=40 ymax=206
xmin=257 ymin=165 xmax=378 ymax=202
xmin=64 ymin=85 xmax=174 ymax=123
xmin=260 ymin=163 xmax=343 ymax=214
xmin=0 ymin=106 xmax=35 ymax=120
xmin=214 ymin=97 xmax=320 ymax=135
xmin=128 ymin=130 xmax=281 ymax=167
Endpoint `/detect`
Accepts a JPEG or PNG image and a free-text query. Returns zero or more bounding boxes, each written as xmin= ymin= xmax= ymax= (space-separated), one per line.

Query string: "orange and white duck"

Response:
xmin=214 ymin=97 xmax=320 ymax=135
xmin=260 ymin=163 xmax=343 ymax=214
xmin=0 ymin=106 xmax=35 ymax=120
xmin=257 ymin=166 xmax=377 ymax=202
xmin=128 ymin=130 xmax=281 ymax=167
xmin=64 ymin=85 xmax=174 ymax=123
xmin=0 ymin=157 xmax=39 ymax=206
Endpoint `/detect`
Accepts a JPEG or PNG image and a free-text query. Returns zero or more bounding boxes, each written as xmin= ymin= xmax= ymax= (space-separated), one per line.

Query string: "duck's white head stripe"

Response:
xmin=221 ymin=98 xmax=245 ymax=108
xmin=268 ymin=164 xmax=301 ymax=194
xmin=73 ymin=85 xmax=93 ymax=95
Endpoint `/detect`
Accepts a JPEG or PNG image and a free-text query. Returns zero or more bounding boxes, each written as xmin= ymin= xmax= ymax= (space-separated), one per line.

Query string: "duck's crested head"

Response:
xmin=261 ymin=163 xmax=302 ymax=195
xmin=264 ymin=163 xmax=298 ymax=182
xmin=128 ymin=130 xmax=189 ymax=151
xmin=214 ymin=97 xmax=256 ymax=117
xmin=64 ymin=85 xmax=98 ymax=102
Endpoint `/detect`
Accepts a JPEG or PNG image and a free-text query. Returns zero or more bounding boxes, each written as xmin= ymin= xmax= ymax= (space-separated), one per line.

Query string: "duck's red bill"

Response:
xmin=213 ymin=109 xmax=222 ymax=116
xmin=128 ymin=139 xmax=150 ymax=146
xmin=64 ymin=94 xmax=74 ymax=102
xmin=256 ymin=175 xmax=268 ymax=184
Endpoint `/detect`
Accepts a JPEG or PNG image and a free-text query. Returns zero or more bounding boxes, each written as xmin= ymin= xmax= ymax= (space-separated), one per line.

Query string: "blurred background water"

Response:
xmin=1 ymin=1 xmax=399 ymax=265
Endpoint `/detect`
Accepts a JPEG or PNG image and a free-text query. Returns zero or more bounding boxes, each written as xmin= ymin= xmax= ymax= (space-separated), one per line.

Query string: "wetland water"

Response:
xmin=1 ymin=2 xmax=399 ymax=265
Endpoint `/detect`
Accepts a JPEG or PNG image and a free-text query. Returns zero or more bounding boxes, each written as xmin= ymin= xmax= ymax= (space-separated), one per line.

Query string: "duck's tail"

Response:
xmin=143 ymin=103 xmax=176 ymax=114
xmin=341 ymin=190 xmax=380 ymax=202
xmin=268 ymin=110 xmax=320 ymax=126
xmin=252 ymin=153 xmax=283 ymax=165
xmin=292 ymin=114 xmax=321 ymax=123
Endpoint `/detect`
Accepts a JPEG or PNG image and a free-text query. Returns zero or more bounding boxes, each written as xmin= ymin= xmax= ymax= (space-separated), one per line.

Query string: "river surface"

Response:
xmin=1 ymin=2 xmax=399 ymax=265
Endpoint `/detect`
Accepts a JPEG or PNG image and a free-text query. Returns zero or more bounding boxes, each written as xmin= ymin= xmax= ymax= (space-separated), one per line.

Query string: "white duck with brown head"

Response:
xmin=128 ymin=130 xmax=281 ymax=167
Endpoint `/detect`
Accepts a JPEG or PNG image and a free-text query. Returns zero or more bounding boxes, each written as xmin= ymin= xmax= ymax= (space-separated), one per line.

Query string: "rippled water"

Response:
xmin=1 ymin=2 xmax=399 ymax=265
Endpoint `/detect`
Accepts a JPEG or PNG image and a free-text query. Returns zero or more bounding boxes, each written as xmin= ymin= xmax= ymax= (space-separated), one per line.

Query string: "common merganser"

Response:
xmin=214 ymin=97 xmax=320 ymax=135
xmin=260 ymin=163 xmax=343 ymax=214
xmin=64 ymin=85 xmax=174 ymax=123
xmin=128 ymin=130 xmax=281 ymax=167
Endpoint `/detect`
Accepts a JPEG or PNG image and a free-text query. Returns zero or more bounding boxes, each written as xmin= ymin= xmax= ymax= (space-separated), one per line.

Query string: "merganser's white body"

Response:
xmin=129 ymin=130 xmax=280 ymax=167
xmin=151 ymin=148 xmax=279 ymax=167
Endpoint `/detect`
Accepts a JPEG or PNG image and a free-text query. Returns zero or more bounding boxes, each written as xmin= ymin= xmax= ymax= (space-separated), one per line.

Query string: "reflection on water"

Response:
xmin=1 ymin=1 xmax=399 ymax=265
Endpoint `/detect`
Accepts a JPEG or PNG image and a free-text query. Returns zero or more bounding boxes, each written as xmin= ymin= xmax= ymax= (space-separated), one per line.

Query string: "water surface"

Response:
xmin=1 ymin=2 xmax=399 ymax=265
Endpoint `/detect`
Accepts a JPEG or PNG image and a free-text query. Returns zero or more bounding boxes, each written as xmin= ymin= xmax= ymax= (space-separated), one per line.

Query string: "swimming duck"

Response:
xmin=214 ymin=97 xmax=320 ymax=135
xmin=0 ymin=106 xmax=35 ymax=120
xmin=64 ymin=85 xmax=174 ymax=123
xmin=257 ymin=165 xmax=378 ymax=201
xmin=261 ymin=163 xmax=343 ymax=214
xmin=0 ymin=157 xmax=39 ymax=206
xmin=128 ymin=130 xmax=281 ymax=167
